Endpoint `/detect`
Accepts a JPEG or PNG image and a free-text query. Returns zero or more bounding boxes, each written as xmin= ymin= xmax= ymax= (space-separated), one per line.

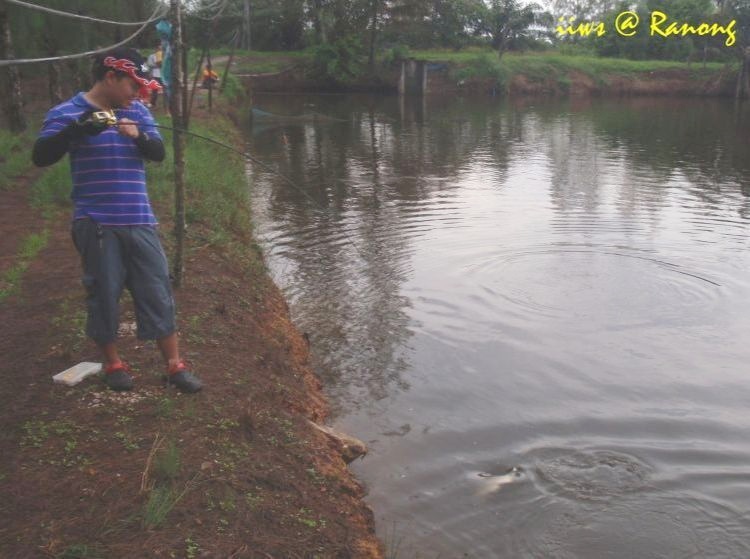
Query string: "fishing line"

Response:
xmin=52 ymin=117 xmax=368 ymax=259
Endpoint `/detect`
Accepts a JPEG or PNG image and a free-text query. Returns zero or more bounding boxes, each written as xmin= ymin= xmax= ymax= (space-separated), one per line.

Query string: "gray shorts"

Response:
xmin=71 ymin=218 xmax=176 ymax=345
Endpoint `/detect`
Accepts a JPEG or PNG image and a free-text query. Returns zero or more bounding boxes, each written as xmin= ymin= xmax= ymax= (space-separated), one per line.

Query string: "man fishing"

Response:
xmin=31 ymin=47 xmax=202 ymax=393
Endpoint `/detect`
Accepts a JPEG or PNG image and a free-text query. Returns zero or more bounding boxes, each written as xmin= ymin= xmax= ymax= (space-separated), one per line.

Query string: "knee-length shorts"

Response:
xmin=71 ymin=218 xmax=176 ymax=346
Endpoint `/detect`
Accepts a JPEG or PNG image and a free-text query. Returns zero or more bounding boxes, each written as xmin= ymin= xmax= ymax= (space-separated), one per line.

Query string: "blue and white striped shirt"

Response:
xmin=38 ymin=93 xmax=162 ymax=226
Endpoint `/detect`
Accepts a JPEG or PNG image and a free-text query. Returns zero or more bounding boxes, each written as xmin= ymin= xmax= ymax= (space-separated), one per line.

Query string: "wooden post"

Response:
xmin=219 ymin=31 xmax=237 ymax=94
xmin=181 ymin=19 xmax=189 ymax=130
xmin=170 ymin=0 xmax=186 ymax=288
xmin=187 ymin=46 xmax=206 ymax=127
xmin=207 ymin=49 xmax=213 ymax=113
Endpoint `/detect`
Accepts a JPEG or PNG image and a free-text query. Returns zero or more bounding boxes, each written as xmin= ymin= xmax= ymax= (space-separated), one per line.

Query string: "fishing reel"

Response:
xmin=89 ymin=110 xmax=118 ymax=126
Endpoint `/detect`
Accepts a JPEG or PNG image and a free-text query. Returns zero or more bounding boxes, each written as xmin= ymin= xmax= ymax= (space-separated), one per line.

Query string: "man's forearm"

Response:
xmin=135 ymin=132 xmax=165 ymax=162
xmin=32 ymin=130 xmax=72 ymax=167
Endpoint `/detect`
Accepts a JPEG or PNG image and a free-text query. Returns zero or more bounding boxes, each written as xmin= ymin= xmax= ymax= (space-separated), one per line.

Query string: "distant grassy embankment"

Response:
xmin=411 ymin=48 xmax=733 ymax=95
xmin=225 ymin=46 xmax=735 ymax=96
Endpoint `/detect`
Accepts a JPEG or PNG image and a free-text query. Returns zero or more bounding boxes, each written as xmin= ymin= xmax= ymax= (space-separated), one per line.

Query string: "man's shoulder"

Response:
xmin=49 ymin=93 xmax=88 ymax=114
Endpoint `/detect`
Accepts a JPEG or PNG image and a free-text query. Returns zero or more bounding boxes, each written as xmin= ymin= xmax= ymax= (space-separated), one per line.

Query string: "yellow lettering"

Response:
xmin=649 ymin=11 xmax=736 ymax=47
xmin=556 ymin=16 xmax=606 ymax=37
xmin=725 ymin=20 xmax=736 ymax=46
xmin=650 ymin=10 xmax=669 ymax=37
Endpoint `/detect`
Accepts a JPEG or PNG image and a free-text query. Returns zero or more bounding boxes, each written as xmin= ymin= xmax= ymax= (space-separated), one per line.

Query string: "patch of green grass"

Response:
xmin=20 ymin=419 xmax=76 ymax=448
xmin=142 ymin=485 xmax=182 ymax=528
xmin=155 ymin=396 xmax=175 ymax=418
xmin=154 ymin=440 xmax=181 ymax=481
xmin=51 ymin=297 xmax=87 ymax=353
xmin=0 ymin=123 xmax=39 ymax=187
xmin=410 ymin=48 xmax=728 ymax=85
xmin=0 ymin=230 xmax=49 ymax=303
xmin=184 ymin=537 xmax=200 ymax=559
xmin=20 ymin=419 xmax=90 ymax=468
xmin=296 ymin=508 xmax=325 ymax=530
xmin=148 ymin=115 xmax=251 ymax=238
xmin=451 ymin=53 xmax=510 ymax=90
xmin=29 ymin=160 xmax=73 ymax=217
xmin=114 ymin=431 xmax=140 ymax=451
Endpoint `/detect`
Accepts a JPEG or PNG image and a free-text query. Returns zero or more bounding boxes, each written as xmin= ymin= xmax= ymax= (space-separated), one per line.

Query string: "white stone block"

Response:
xmin=53 ymin=362 xmax=102 ymax=386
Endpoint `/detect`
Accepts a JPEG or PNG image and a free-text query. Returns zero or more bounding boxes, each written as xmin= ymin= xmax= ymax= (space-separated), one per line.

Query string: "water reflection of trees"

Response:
xmin=585 ymin=97 xmax=750 ymax=215
xmin=246 ymin=94 xmax=517 ymax=412
xmin=245 ymin=94 xmax=750 ymax=412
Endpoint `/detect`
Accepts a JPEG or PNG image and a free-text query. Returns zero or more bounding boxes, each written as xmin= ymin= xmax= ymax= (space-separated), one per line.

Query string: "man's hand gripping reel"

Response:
xmin=89 ymin=110 xmax=118 ymax=127
xmin=74 ymin=110 xmax=118 ymax=137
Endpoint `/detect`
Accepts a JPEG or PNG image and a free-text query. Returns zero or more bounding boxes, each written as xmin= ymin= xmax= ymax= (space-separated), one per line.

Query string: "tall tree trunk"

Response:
xmin=736 ymin=47 xmax=750 ymax=100
xmin=206 ymin=49 xmax=213 ymax=113
xmin=312 ymin=0 xmax=325 ymax=44
xmin=43 ymin=35 xmax=62 ymax=105
xmin=170 ymin=0 xmax=186 ymax=288
xmin=243 ymin=0 xmax=251 ymax=50
xmin=219 ymin=32 xmax=236 ymax=94
xmin=0 ymin=2 xmax=26 ymax=132
xmin=368 ymin=0 xmax=378 ymax=71
xmin=67 ymin=59 xmax=88 ymax=93
xmin=48 ymin=61 xmax=63 ymax=105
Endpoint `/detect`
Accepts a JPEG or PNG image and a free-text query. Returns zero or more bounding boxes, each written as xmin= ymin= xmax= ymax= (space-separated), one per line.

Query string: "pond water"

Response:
xmin=245 ymin=93 xmax=750 ymax=558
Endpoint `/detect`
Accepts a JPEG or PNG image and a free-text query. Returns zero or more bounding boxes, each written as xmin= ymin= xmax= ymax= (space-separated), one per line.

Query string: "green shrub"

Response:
xmin=382 ymin=45 xmax=411 ymax=66
xmin=220 ymin=72 xmax=245 ymax=102
xmin=309 ymin=36 xmax=366 ymax=84
xmin=453 ymin=54 xmax=510 ymax=90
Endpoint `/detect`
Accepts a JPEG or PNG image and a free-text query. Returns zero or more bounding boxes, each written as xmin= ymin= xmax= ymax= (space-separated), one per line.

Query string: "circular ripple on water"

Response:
xmin=466 ymin=246 xmax=721 ymax=324
xmin=531 ymin=448 xmax=652 ymax=501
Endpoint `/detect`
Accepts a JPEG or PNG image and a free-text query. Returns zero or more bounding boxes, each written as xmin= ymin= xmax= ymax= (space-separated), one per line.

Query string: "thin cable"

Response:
xmin=5 ymin=0 xmax=167 ymax=26
xmin=52 ymin=119 xmax=367 ymax=258
xmin=188 ymin=0 xmax=233 ymax=21
xmin=43 ymin=115 xmax=366 ymax=257
xmin=0 ymin=3 xmax=167 ymax=67
xmin=146 ymin=123 xmax=368 ymax=259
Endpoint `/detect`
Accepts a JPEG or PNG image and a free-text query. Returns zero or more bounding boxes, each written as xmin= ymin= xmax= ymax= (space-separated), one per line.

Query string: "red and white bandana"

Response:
xmin=103 ymin=56 xmax=163 ymax=94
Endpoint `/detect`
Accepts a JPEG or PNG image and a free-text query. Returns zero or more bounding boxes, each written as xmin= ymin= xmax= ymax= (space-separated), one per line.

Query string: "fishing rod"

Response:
xmin=74 ymin=110 xmax=368 ymax=259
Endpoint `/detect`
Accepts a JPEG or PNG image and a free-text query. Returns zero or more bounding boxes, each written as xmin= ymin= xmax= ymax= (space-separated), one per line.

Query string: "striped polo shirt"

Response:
xmin=38 ymin=92 xmax=162 ymax=226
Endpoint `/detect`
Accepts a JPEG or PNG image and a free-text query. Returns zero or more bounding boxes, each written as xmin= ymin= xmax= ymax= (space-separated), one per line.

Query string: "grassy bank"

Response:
xmin=0 ymin=125 xmax=39 ymax=187
xmin=229 ymin=47 xmax=734 ymax=96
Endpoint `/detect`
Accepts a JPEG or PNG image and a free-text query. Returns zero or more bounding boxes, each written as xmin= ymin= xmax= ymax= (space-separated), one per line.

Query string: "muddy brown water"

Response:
xmin=245 ymin=94 xmax=750 ymax=558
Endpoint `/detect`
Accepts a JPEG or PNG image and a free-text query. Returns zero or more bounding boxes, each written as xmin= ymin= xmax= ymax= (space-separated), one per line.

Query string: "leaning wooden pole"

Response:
xmin=187 ymin=46 xmax=206 ymax=127
xmin=219 ymin=30 xmax=237 ymax=94
xmin=180 ymin=20 xmax=189 ymax=130
xmin=170 ymin=0 xmax=186 ymax=288
xmin=207 ymin=48 xmax=213 ymax=113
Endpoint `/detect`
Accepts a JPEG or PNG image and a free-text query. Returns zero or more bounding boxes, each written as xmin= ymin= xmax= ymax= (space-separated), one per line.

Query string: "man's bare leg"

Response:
xmin=156 ymin=332 xmax=181 ymax=370
xmin=100 ymin=342 xmax=122 ymax=367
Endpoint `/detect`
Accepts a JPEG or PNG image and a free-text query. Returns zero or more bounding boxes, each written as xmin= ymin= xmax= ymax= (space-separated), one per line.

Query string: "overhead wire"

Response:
xmin=0 ymin=0 xmax=235 ymax=67
xmin=4 ymin=0 xmax=168 ymax=26
xmin=188 ymin=0 xmax=233 ymax=21
xmin=0 ymin=3 xmax=167 ymax=67
xmin=144 ymin=122 xmax=369 ymax=259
